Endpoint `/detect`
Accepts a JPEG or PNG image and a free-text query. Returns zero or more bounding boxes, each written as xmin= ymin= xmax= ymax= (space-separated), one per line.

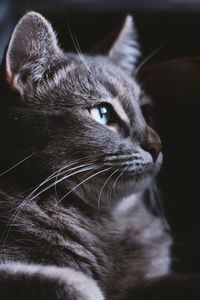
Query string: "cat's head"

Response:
xmin=1 ymin=12 xmax=162 ymax=208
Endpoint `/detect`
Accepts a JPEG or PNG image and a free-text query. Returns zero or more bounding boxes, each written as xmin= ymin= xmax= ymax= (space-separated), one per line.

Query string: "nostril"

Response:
xmin=143 ymin=143 xmax=162 ymax=162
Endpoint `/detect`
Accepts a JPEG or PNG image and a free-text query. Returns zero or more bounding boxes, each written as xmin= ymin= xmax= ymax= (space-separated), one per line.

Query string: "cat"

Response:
xmin=0 ymin=11 xmax=198 ymax=300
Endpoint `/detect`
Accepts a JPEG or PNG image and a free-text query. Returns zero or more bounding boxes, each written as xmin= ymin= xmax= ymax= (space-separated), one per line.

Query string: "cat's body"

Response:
xmin=0 ymin=187 xmax=171 ymax=299
xmin=0 ymin=11 xmax=197 ymax=300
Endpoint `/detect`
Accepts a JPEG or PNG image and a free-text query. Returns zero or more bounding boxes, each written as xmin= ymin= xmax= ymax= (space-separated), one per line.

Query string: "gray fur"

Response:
xmin=0 ymin=12 xmax=172 ymax=299
xmin=108 ymin=15 xmax=140 ymax=73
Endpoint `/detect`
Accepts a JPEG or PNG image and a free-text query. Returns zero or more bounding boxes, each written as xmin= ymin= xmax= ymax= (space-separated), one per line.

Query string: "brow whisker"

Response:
xmin=67 ymin=25 xmax=92 ymax=74
xmin=135 ymin=42 xmax=166 ymax=78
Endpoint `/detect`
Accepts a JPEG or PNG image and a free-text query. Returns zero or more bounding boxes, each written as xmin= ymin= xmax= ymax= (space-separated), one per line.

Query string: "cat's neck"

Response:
xmin=114 ymin=192 xmax=143 ymax=215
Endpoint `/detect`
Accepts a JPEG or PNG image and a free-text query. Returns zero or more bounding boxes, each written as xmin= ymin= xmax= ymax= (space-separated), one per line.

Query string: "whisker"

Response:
xmin=67 ymin=25 xmax=92 ymax=74
xmin=18 ymin=157 xmax=91 ymax=197
xmin=28 ymin=165 xmax=96 ymax=203
xmin=25 ymin=163 xmax=82 ymax=203
xmin=24 ymin=156 xmax=98 ymax=202
xmin=135 ymin=42 xmax=166 ymax=78
xmin=139 ymin=74 xmax=158 ymax=90
xmin=53 ymin=154 xmax=102 ymax=201
xmin=1 ymin=161 xmax=96 ymax=246
xmin=6 ymin=164 xmax=95 ymax=236
xmin=0 ymin=154 xmax=33 ymax=177
xmin=1 ymin=166 xmax=92 ymax=246
xmin=74 ymin=34 xmax=92 ymax=74
xmin=98 ymin=168 xmax=119 ymax=215
xmin=49 ymin=167 xmax=112 ymax=210
xmin=108 ymin=166 xmax=129 ymax=201
xmin=105 ymin=154 xmax=139 ymax=161
xmin=54 ymin=168 xmax=62 ymax=202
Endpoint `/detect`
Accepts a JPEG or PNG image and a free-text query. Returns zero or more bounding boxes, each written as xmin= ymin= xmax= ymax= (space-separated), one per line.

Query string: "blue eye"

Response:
xmin=89 ymin=107 xmax=108 ymax=125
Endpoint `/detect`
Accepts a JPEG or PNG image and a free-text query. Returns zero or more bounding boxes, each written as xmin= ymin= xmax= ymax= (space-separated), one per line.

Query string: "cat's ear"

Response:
xmin=5 ymin=11 xmax=64 ymax=90
xmin=108 ymin=15 xmax=140 ymax=74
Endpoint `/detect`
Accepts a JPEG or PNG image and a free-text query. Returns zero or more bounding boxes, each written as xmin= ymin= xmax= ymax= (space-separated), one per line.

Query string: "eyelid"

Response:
xmin=89 ymin=99 xmax=130 ymax=125
xmin=89 ymin=100 xmax=110 ymax=109
xmin=91 ymin=93 xmax=132 ymax=123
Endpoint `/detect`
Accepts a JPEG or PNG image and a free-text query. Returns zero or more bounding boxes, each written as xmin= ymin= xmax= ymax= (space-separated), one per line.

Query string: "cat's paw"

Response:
xmin=0 ymin=263 xmax=105 ymax=300
xmin=53 ymin=266 xmax=104 ymax=300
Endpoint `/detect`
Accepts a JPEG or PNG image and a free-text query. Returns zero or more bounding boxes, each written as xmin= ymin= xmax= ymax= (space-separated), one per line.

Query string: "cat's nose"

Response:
xmin=141 ymin=126 xmax=162 ymax=162
xmin=143 ymin=142 xmax=162 ymax=162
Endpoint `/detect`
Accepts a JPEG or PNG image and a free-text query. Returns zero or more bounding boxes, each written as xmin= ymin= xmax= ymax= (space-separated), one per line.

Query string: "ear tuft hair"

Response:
xmin=6 ymin=11 xmax=63 ymax=88
xmin=108 ymin=15 xmax=140 ymax=74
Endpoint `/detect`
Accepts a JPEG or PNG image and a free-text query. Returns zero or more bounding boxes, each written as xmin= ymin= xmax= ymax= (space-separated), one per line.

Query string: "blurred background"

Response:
xmin=2 ymin=0 xmax=200 ymax=61
xmin=1 ymin=0 xmax=200 ymax=275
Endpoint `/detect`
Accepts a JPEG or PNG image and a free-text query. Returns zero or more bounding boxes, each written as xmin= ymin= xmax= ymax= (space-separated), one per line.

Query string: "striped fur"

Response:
xmin=0 ymin=12 xmax=172 ymax=299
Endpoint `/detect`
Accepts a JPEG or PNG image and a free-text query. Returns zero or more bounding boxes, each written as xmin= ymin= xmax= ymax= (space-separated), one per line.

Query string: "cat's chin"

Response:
xmin=114 ymin=172 xmax=153 ymax=198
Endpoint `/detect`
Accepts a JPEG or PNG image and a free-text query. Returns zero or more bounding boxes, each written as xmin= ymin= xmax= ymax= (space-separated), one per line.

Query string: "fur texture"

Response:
xmin=0 ymin=12 xmax=173 ymax=299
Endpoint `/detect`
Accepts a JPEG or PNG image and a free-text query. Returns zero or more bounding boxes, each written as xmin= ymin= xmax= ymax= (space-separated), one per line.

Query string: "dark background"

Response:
xmin=1 ymin=0 xmax=200 ymax=274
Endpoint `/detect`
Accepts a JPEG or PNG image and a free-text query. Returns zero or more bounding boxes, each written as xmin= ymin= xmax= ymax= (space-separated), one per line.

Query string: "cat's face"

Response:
xmin=3 ymin=12 xmax=162 ymax=207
